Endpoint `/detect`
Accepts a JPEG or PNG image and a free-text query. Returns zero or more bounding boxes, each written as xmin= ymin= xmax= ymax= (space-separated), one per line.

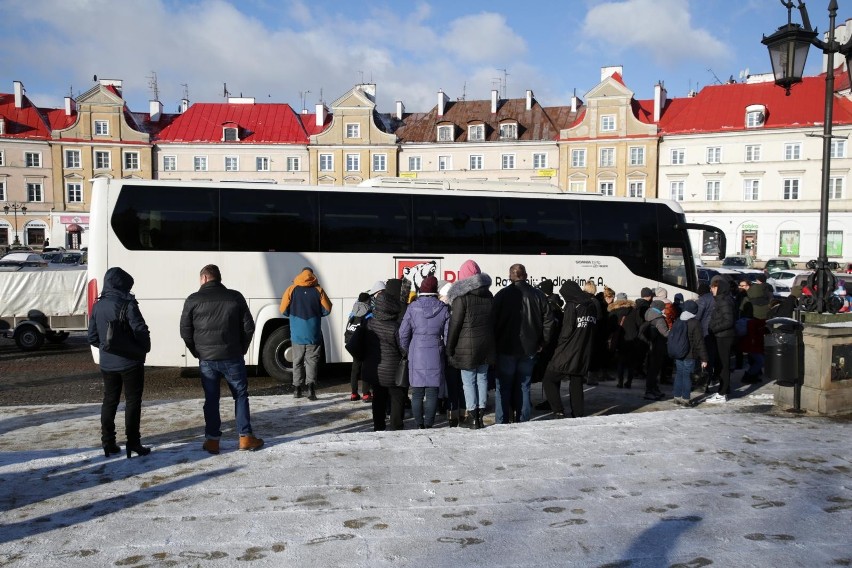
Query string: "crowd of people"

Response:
xmin=87 ymin=261 xmax=797 ymax=457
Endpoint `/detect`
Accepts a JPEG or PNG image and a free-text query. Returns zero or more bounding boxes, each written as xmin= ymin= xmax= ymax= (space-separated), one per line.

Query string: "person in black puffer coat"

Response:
xmin=446 ymin=260 xmax=495 ymax=429
xmin=88 ymin=267 xmax=151 ymax=458
xmin=707 ymin=275 xmax=736 ymax=402
xmin=362 ymin=293 xmax=406 ymax=431
xmin=542 ymin=280 xmax=598 ymax=418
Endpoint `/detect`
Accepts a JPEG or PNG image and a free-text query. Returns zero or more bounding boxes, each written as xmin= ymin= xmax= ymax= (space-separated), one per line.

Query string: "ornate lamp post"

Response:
xmin=763 ymin=0 xmax=852 ymax=313
xmin=3 ymin=202 xmax=27 ymax=246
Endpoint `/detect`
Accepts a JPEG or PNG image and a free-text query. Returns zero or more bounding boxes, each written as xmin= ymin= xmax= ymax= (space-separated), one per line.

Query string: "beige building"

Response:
xmin=559 ymin=67 xmax=660 ymax=198
xmin=308 ymin=84 xmax=398 ymax=185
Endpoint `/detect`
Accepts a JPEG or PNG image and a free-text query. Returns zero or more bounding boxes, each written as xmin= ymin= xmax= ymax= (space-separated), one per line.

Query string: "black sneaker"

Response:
xmin=294 ymin=387 xmax=303 ymax=399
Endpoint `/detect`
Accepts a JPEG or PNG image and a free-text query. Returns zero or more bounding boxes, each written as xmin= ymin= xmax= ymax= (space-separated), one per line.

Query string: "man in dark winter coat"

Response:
xmin=446 ymin=260 xmax=495 ymax=429
xmin=492 ymin=264 xmax=555 ymax=424
xmin=707 ymin=275 xmax=736 ymax=403
xmin=360 ymin=293 xmax=406 ymax=431
xmin=180 ymin=264 xmax=263 ymax=454
xmin=542 ymin=280 xmax=597 ymax=418
xmin=88 ymin=267 xmax=151 ymax=457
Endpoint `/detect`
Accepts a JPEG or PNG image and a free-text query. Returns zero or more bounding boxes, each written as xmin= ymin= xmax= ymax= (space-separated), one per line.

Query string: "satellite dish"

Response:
xmin=93 ymin=74 xmax=98 ymax=81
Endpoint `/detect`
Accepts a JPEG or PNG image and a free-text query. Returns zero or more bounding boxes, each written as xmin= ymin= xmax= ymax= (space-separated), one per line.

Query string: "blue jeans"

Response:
xmin=461 ymin=364 xmax=489 ymax=411
xmin=200 ymin=357 xmax=253 ymax=438
xmin=410 ymin=386 xmax=439 ymax=428
xmin=673 ymin=358 xmax=695 ymax=400
xmin=495 ymin=354 xmax=537 ymax=424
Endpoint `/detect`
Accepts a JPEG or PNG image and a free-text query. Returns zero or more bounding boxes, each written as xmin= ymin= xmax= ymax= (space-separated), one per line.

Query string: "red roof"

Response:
xmin=42 ymin=107 xmax=76 ymax=131
xmin=298 ymin=112 xmax=331 ymax=136
xmin=0 ymin=93 xmax=51 ymax=139
xmin=156 ymin=103 xmax=309 ymax=143
xmin=659 ymin=73 xmax=852 ymax=135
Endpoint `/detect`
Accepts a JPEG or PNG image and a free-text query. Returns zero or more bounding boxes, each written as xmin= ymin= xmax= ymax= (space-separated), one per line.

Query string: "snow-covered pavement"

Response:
xmin=1 ymin=388 xmax=850 ymax=567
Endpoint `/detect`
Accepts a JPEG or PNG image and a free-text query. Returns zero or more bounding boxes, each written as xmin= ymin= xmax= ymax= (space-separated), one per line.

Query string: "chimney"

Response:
xmin=64 ymin=96 xmax=76 ymax=116
xmin=0 ymin=116 xmax=5 ymax=135
xmin=601 ymin=65 xmax=623 ymax=81
xmin=180 ymin=98 xmax=189 ymax=113
xmin=491 ymin=90 xmax=499 ymax=113
xmin=315 ymin=103 xmax=328 ymax=127
xmin=149 ymin=100 xmax=163 ymax=122
xmin=99 ymin=78 xmax=123 ymax=97
xmin=654 ymin=82 xmax=667 ymax=122
xmin=571 ymin=95 xmax=579 ymax=113
xmin=437 ymin=90 xmax=449 ymax=117
xmin=396 ymin=100 xmax=405 ymax=120
xmin=13 ymin=81 xmax=24 ymax=108
xmin=525 ymin=90 xmax=533 ymax=111
xmin=358 ymin=83 xmax=376 ymax=102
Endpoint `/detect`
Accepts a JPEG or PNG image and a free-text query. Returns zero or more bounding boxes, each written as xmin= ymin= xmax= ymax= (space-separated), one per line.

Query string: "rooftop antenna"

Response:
xmin=738 ymin=68 xmax=751 ymax=82
xmin=181 ymin=83 xmax=189 ymax=101
xmin=299 ymin=90 xmax=311 ymax=113
xmin=458 ymin=82 xmax=467 ymax=101
xmin=707 ymin=68 xmax=723 ymax=85
xmin=67 ymin=85 xmax=74 ymax=98
xmin=223 ymin=82 xmax=230 ymax=99
xmin=146 ymin=71 xmax=160 ymax=101
xmin=497 ymin=68 xmax=509 ymax=98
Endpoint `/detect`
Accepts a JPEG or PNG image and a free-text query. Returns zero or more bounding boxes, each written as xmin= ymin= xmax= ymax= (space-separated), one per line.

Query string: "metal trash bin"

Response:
xmin=765 ymin=317 xmax=804 ymax=386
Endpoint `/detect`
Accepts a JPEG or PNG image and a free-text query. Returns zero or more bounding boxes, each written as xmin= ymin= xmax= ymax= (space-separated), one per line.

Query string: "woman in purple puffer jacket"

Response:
xmin=399 ymin=275 xmax=450 ymax=428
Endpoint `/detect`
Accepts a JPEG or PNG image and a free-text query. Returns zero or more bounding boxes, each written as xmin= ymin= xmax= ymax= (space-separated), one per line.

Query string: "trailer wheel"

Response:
xmin=261 ymin=327 xmax=293 ymax=383
xmin=14 ymin=324 xmax=45 ymax=351
xmin=45 ymin=331 xmax=70 ymax=344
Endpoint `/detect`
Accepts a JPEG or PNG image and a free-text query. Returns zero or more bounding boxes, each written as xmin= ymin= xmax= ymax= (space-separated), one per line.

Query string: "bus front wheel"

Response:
xmin=262 ymin=327 xmax=293 ymax=383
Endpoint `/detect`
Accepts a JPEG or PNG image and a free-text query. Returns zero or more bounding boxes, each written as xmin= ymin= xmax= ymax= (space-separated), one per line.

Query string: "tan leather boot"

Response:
xmin=239 ymin=435 xmax=264 ymax=451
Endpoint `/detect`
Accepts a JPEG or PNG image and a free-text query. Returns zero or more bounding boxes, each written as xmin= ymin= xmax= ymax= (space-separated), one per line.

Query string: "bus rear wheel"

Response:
xmin=262 ymin=327 xmax=293 ymax=383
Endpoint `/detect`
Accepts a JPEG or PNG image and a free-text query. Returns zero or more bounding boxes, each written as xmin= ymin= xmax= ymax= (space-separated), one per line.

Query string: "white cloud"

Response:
xmin=441 ymin=13 xmax=527 ymax=63
xmin=581 ymin=0 xmax=732 ymax=67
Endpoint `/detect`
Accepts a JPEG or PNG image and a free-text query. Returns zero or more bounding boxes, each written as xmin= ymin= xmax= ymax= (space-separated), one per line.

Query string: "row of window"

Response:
xmin=668 ymin=139 xmax=847 ymax=165
xmin=568 ymin=147 xmax=646 ymax=168
xmin=0 ymin=180 xmax=83 ymax=203
xmin=668 ymin=178 xmax=845 ymax=201
xmin=406 ymin=153 xmax=549 ymax=172
xmin=564 ymin=179 xmax=646 ymax=197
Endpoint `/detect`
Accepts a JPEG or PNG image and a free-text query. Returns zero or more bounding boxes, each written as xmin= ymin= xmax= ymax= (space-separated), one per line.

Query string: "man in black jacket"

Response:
xmin=492 ymin=264 xmax=555 ymax=424
xmin=542 ymin=280 xmax=597 ymax=418
xmin=180 ymin=264 xmax=263 ymax=454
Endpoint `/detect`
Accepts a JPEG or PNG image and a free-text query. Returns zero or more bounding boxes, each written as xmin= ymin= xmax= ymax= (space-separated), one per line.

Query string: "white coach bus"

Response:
xmin=87 ymin=177 xmax=724 ymax=381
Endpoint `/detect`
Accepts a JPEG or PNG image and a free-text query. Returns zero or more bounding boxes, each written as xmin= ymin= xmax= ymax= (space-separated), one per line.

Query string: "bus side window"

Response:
xmin=500 ymin=198 xmax=580 ymax=255
xmin=412 ymin=195 xmax=498 ymax=254
xmin=221 ymin=188 xmax=317 ymax=252
xmin=320 ymin=193 xmax=412 ymax=253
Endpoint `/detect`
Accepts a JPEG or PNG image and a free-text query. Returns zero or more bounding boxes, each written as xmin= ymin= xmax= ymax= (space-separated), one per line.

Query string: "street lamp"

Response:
xmin=763 ymin=0 xmax=852 ymax=313
xmin=3 ymin=202 xmax=27 ymax=247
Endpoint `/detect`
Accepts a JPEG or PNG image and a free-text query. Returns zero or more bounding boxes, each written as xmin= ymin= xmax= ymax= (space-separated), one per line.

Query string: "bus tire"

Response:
xmin=45 ymin=331 xmax=70 ymax=344
xmin=262 ymin=327 xmax=293 ymax=383
xmin=14 ymin=324 xmax=45 ymax=351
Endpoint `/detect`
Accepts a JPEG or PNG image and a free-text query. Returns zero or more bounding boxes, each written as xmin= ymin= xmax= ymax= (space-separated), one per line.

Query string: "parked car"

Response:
xmin=0 ymin=252 xmax=49 ymax=270
xmin=697 ymin=267 xmax=743 ymax=290
xmin=767 ymin=269 xmax=812 ymax=297
xmin=722 ymin=255 xmax=755 ymax=269
xmin=764 ymin=258 xmax=796 ymax=272
xmin=43 ymin=251 xmax=85 ymax=266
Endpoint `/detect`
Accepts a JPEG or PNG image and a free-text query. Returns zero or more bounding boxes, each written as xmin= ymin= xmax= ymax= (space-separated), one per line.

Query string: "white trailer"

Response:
xmin=0 ymin=268 xmax=88 ymax=351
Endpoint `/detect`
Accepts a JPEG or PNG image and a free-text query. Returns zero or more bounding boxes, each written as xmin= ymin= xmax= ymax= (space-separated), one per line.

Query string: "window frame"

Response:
xmin=223 ymin=127 xmax=239 ymax=142
xmin=24 ymin=151 xmax=41 ymax=168
xmin=533 ymin=153 xmax=547 ymax=169
xmin=598 ymin=180 xmax=615 ymax=196
xmin=26 ymin=182 xmax=43 ymax=202
xmin=66 ymin=181 xmax=83 ymax=203
xmin=94 ymin=120 xmax=109 ymax=136
xmin=256 ymin=156 xmax=270 ymax=172
xmin=163 ymin=155 xmax=177 ymax=171
xmin=569 ymin=180 xmax=586 ymax=193
xmin=224 ymin=156 xmax=239 ymax=172
xmin=499 ymin=122 xmax=518 ymax=140
xmin=746 ymin=110 xmax=765 ymax=128
xmin=744 ymin=179 xmax=760 ymax=201
xmin=319 ymin=154 xmax=333 ymax=172
xmin=670 ymin=148 xmax=685 ymax=165
xmin=745 ymin=144 xmax=761 ymax=162
xmin=706 ymin=180 xmax=721 ymax=201
xmin=95 ymin=150 xmax=111 ymax=170
xmin=469 ymin=155 xmax=483 ymax=170
xmin=629 ymin=146 xmax=645 ymax=166
xmin=438 ymin=155 xmax=452 ymax=171
xmin=0 ymin=150 xmax=4 ymax=167
xmin=0 ymin=179 xmax=5 ymax=201
xmin=706 ymin=146 xmax=721 ymax=164
xmin=600 ymin=114 xmax=616 ymax=132
xmin=829 ymin=176 xmax=844 ymax=199
xmin=345 ymin=153 xmax=360 ymax=172
xmin=372 ymin=154 xmax=386 ymax=172
xmin=408 ymin=156 xmax=422 ymax=172
xmin=831 ymin=138 xmax=847 ymax=158
xmin=783 ymin=178 xmax=800 ymax=200
xmin=65 ymin=149 xmax=81 ymax=169
xmin=468 ymin=124 xmax=485 ymax=141
xmin=437 ymin=125 xmax=454 ymax=142
xmin=628 ymin=180 xmax=645 ymax=198
xmin=784 ymin=142 xmax=802 ymax=161
xmin=194 ymin=155 xmax=208 ymax=172
xmin=123 ymin=151 xmax=140 ymax=171
xmin=286 ymin=156 xmax=301 ymax=172
xmin=599 ymin=147 xmax=615 ymax=167
xmin=670 ymin=180 xmax=684 ymax=201
xmin=345 ymin=123 xmax=361 ymax=139
xmin=501 ymin=153 xmax=516 ymax=170
xmin=571 ymin=148 xmax=586 ymax=168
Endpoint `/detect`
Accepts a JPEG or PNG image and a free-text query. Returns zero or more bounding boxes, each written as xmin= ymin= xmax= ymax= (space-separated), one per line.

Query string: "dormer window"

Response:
xmin=746 ymin=105 xmax=766 ymax=128
xmin=468 ymin=124 xmax=485 ymax=141
xmin=346 ymin=123 xmax=361 ymax=139
xmin=499 ymin=122 xmax=518 ymax=140
xmin=437 ymin=125 xmax=454 ymax=142
xmin=223 ymin=127 xmax=239 ymax=142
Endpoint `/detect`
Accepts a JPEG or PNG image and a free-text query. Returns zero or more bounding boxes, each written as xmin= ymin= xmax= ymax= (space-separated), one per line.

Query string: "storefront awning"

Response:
xmin=66 ymin=224 xmax=82 ymax=232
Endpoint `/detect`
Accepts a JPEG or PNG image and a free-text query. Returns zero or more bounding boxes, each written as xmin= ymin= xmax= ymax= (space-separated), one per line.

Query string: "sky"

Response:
xmin=0 ymin=0 xmax=839 ymax=115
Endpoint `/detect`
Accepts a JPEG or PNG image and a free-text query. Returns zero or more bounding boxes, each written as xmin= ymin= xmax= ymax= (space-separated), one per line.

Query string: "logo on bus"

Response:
xmin=396 ymin=259 xmax=442 ymax=292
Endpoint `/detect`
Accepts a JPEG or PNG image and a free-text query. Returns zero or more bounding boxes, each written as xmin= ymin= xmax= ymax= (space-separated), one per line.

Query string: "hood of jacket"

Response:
xmin=413 ymin=295 xmax=447 ymax=318
xmin=102 ymin=267 xmax=134 ymax=297
xmin=293 ymin=269 xmax=318 ymax=287
xmin=679 ymin=310 xmax=696 ymax=321
xmin=446 ymin=272 xmax=492 ymax=304
xmin=350 ymin=301 xmax=370 ymax=318
xmin=710 ymin=275 xmax=731 ymax=296
xmin=645 ymin=306 xmax=664 ymax=322
xmin=607 ymin=298 xmax=635 ymax=312
xmin=372 ymin=294 xmax=401 ymax=321
xmin=559 ymin=280 xmax=588 ymax=304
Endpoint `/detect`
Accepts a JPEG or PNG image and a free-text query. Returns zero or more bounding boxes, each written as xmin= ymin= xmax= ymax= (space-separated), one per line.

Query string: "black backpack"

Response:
xmin=667 ymin=319 xmax=690 ymax=359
